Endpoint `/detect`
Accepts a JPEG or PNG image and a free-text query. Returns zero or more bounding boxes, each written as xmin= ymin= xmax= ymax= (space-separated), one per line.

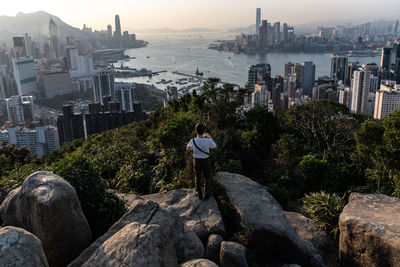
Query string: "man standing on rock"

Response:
xmin=187 ymin=123 xmax=217 ymax=200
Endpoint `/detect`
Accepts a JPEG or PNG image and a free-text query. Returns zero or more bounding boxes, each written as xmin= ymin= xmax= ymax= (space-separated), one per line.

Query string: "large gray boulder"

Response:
xmin=142 ymin=189 xmax=226 ymax=240
xmin=220 ymin=241 xmax=248 ymax=267
xmin=183 ymin=226 xmax=205 ymax=261
xmin=0 ymin=226 xmax=49 ymax=267
xmin=69 ymin=196 xmax=185 ymax=267
xmin=180 ymin=258 xmax=218 ymax=267
xmin=285 ymin=212 xmax=337 ymax=267
xmin=205 ymin=234 xmax=223 ymax=264
xmin=82 ymin=222 xmax=178 ymax=266
xmin=0 ymin=172 xmax=92 ymax=267
xmin=339 ymin=193 xmax=400 ymax=267
xmin=215 ymin=172 xmax=324 ymax=267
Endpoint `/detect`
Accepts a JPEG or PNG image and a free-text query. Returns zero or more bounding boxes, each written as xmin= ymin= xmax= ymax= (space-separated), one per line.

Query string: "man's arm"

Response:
xmin=187 ymin=139 xmax=193 ymax=152
xmin=204 ymin=133 xmax=217 ymax=148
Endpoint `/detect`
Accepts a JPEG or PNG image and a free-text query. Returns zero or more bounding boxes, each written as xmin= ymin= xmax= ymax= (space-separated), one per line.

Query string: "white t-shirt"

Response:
xmin=187 ymin=137 xmax=217 ymax=159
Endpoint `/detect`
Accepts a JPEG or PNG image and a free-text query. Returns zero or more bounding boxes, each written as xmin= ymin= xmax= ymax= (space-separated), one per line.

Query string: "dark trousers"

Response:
xmin=193 ymin=157 xmax=212 ymax=198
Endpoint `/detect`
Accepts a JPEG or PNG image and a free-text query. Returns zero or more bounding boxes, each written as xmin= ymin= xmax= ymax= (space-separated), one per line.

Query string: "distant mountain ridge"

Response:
xmin=0 ymin=11 xmax=84 ymax=43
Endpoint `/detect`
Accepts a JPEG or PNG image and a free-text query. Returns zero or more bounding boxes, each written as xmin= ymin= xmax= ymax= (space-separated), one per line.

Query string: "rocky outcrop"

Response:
xmin=0 ymin=226 xmax=49 ymax=267
xmin=0 ymin=172 xmax=92 ymax=267
xmin=339 ymin=193 xmax=400 ymax=267
xmin=220 ymin=241 xmax=248 ymax=267
xmin=143 ymin=189 xmax=226 ymax=240
xmin=205 ymin=234 xmax=223 ymax=264
xmin=180 ymin=258 xmax=218 ymax=267
xmin=69 ymin=196 xmax=185 ymax=266
xmin=82 ymin=222 xmax=179 ymax=266
xmin=285 ymin=212 xmax=337 ymax=267
xmin=183 ymin=226 xmax=205 ymax=261
xmin=215 ymin=172 xmax=324 ymax=267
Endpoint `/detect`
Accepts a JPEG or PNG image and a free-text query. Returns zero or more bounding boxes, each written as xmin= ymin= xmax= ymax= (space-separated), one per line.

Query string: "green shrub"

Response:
xmin=302 ymin=191 xmax=347 ymax=239
xmin=53 ymin=152 xmax=126 ymax=239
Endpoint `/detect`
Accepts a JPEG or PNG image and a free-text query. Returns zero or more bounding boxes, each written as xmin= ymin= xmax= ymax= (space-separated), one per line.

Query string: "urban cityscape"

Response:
xmin=1 ymin=1 xmax=400 ymax=267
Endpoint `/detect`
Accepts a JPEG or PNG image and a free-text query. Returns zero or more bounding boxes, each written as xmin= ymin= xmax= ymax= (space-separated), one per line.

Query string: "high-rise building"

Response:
xmin=302 ymin=61 xmax=316 ymax=95
xmin=282 ymin=23 xmax=289 ymax=43
xmin=251 ymin=83 xmax=269 ymax=107
xmin=331 ymin=55 xmax=348 ymax=84
xmin=107 ymin=25 xmax=113 ymax=39
xmin=351 ymin=70 xmax=370 ymax=114
xmin=374 ymin=83 xmax=400 ymax=119
xmin=284 ymin=62 xmax=294 ymax=79
xmin=246 ymin=63 xmax=271 ymax=92
xmin=6 ymin=95 xmax=34 ymax=125
xmin=115 ymin=82 xmax=136 ymax=112
xmin=258 ymin=20 xmax=268 ymax=48
xmin=273 ymin=22 xmax=281 ymax=46
xmin=13 ymin=37 xmax=27 ymax=58
xmin=256 ymin=8 xmax=261 ymax=36
xmin=12 ymin=57 xmax=37 ymax=96
xmin=1 ymin=126 xmax=59 ymax=157
xmin=66 ymin=46 xmax=94 ymax=92
xmin=339 ymin=87 xmax=352 ymax=109
xmin=49 ymin=17 xmax=59 ymax=58
xmin=56 ymin=104 xmax=85 ymax=144
xmin=381 ymin=47 xmax=392 ymax=70
xmin=24 ymin=33 xmax=33 ymax=58
xmin=114 ymin=15 xmax=122 ymax=47
xmin=395 ymin=20 xmax=399 ymax=35
xmin=93 ymin=68 xmax=115 ymax=104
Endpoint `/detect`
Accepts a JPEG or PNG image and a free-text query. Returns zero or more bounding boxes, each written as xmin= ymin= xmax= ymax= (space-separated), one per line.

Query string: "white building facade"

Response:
xmin=12 ymin=57 xmax=37 ymax=96
xmin=374 ymin=83 xmax=400 ymax=119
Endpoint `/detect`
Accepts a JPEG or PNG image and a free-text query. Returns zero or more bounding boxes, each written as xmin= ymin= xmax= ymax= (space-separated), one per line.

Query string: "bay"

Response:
xmin=119 ymin=33 xmax=381 ymax=89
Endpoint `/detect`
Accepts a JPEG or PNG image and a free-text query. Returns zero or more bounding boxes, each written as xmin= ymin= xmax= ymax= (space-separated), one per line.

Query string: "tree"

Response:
xmin=285 ymin=100 xmax=363 ymax=160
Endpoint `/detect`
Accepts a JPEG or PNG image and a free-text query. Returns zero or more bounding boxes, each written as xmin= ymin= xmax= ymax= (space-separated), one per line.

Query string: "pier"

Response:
xmin=171 ymin=71 xmax=237 ymax=86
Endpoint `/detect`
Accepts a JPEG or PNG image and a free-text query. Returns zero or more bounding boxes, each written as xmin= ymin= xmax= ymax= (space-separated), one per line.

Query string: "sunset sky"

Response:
xmin=1 ymin=0 xmax=399 ymax=31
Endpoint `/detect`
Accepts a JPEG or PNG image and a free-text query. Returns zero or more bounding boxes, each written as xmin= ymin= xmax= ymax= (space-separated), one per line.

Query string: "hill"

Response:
xmin=0 ymin=11 xmax=85 ymax=43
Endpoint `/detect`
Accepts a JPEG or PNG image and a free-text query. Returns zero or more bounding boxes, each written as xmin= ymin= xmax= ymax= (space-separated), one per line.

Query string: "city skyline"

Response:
xmin=1 ymin=0 xmax=400 ymax=31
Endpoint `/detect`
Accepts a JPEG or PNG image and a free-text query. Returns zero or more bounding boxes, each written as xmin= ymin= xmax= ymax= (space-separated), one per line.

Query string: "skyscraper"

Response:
xmin=374 ymin=83 xmax=400 ymax=119
xmin=13 ymin=37 xmax=27 ymax=58
xmin=256 ymin=8 xmax=261 ymax=36
xmin=49 ymin=17 xmax=59 ymax=58
xmin=6 ymin=95 xmax=34 ymax=125
xmin=395 ymin=20 xmax=399 ymax=35
xmin=331 ymin=55 xmax=348 ymax=84
xmin=351 ymin=70 xmax=370 ymax=114
xmin=114 ymin=15 xmax=122 ymax=48
xmin=380 ymin=47 xmax=392 ymax=70
xmin=93 ymin=68 xmax=115 ymax=104
xmin=302 ymin=61 xmax=316 ymax=95
xmin=12 ymin=57 xmax=37 ymax=96
xmin=247 ymin=64 xmax=271 ymax=92
xmin=115 ymin=82 xmax=136 ymax=112
xmin=273 ymin=22 xmax=281 ymax=46
xmin=107 ymin=25 xmax=113 ymax=39
xmin=282 ymin=23 xmax=289 ymax=43
xmin=258 ymin=20 xmax=268 ymax=48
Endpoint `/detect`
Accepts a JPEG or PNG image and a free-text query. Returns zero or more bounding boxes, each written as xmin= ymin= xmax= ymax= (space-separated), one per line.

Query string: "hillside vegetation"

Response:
xmin=1 ymin=78 xmax=400 ymax=239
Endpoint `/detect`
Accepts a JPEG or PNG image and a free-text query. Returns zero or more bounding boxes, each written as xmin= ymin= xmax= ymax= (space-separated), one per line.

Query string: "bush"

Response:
xmin=53 ymin=153 xmax=126 ymax=238
xmin=302 ymin=191 xmax=347 ymax=239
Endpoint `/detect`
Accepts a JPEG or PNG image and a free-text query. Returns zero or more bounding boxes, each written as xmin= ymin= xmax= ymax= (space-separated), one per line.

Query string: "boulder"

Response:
xmin=0 ymin=226 xmax=49 ymax=267
xmin=143 ymin=189 xmax=225 ymax=240
xmin=339 ymin=193 xmax=400 ymax=267
xmin=285 ymin=212 xmax=337 ymax=267
xmin=69 ymin=196 xmax=185 ymax=266
xmin=215 ymin=172 xmax=324 ymax=267
xmin=183 ymin=226 xmax=205 ymax=261
xmin=82 ymin=222 xmax=179 ymax=266
xmin=220 ymin=241 xmax=248 ymax=267
xmin=0 ymin=172 xmax=92 ymax=267
xmin=205 ymin=234 xmax=223 ymax=263
xmin=180 ymin=258 xmax=218 ymax=267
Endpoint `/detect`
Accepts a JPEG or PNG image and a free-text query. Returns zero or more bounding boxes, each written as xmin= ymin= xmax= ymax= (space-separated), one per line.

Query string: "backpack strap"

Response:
xmin=192 ymin=138 xmax=210 ymax=156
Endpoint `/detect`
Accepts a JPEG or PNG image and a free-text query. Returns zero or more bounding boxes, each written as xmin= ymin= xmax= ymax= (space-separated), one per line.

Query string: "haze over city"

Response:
xmin=1 ymin=0 xmax=400 ymax=30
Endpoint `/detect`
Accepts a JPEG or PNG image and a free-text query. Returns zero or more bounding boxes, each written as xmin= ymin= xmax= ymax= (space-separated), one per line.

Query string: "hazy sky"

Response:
xmin=2 ymin=0 xmax=400 ymax=30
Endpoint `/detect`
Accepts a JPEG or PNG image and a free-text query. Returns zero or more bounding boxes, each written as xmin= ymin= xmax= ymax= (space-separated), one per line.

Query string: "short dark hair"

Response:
xmin=195 ymin=123 xmax=205 ymax=135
